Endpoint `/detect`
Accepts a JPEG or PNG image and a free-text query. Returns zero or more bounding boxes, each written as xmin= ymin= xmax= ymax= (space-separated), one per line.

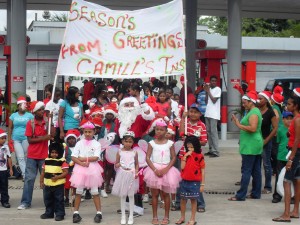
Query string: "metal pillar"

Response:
xmin=10 ymin=0 xmax=27 ymax=101
xmin=227 ymin=0 xmax=242 ymax=132
xmin=185 ymin=0 xmax=197 ymax=90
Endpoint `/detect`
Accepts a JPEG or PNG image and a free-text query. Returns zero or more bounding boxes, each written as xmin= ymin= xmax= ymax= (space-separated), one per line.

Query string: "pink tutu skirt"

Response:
xmin=143 ymin=163 xmax=181 ymax=193
xmin=112 ymin=168 xmax=139 ymax=197
xmin=70 ymin=162 xmax=104 ymax=189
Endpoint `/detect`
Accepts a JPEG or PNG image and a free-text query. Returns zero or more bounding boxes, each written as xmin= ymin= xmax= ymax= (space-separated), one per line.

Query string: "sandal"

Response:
xmin=175 ymin=218 xmax=185 ymax=224
xmin=152 ymin=217 xmax=159 ymax=225
xmin=228 ymin=197 xmax=245 ymax=201
xmin=171 ymin=201 xmax=180 ymax=211
xmin=272 ymin=217 xmax=291 ymax=222
xmin=161 ymin=217 xmax=169 ymax=225
xmin=261 ymin=189 xmax=271 ymax=194
xmin=186 ymin=221 xmax=197 ymax=225
xmin=197 ymin=208 xmax=205 ymax=213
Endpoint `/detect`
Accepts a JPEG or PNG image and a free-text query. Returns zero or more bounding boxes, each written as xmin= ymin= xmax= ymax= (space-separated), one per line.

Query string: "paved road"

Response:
xmin=0 ymin=139 xmax=299 ymax=225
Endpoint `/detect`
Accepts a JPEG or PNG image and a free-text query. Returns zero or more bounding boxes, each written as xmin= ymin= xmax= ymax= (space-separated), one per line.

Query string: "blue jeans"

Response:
xmin=262 ymin=141 xmax=272 ymax=191
xmin=13 ymin=139 xmax=29 ymax=177
xmin=20 ymin=158 xmax=44 ymax=207
xmin=236 ymin=154 xmax=262 ymax=200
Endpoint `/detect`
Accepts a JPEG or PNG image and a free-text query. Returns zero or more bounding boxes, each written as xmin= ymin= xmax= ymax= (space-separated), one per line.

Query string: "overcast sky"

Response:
xmin=0 ymin=10 xmax=66 ymax=31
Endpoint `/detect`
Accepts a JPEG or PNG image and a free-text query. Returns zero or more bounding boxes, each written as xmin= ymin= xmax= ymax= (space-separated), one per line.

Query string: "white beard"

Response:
xmin=118 ymin=106 xmax=141 ymax=138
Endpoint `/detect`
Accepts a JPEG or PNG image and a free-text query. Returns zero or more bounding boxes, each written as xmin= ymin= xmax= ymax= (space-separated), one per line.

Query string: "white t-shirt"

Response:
xmin=45 ymin=99 xmax=64 ymax=127
xmin=150 ymin=140 xmax=174 ymax=164
xmin=0 ymin=145 xmax=11 ymax=171
xmin=204 ymin=86 xmax=221 ymax=120
xmin=170 ymin=99 xmax=179 ymax=119
xmin=72 ymin=139 xmax=101 ymax=159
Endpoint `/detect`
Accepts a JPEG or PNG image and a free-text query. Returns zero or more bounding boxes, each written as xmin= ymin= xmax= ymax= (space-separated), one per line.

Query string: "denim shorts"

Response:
xmin=180 ymin=180 xmax=201 ymax=199
xmin=284 ymin=150 xmax=300 ymax=182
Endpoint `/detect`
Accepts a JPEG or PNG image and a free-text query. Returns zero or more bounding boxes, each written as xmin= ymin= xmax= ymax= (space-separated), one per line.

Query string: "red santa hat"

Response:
xmin=107 ymin=86 xmax=115 ymax=93
xmin=293 ymin=87 xmax=300 ymax=97
xmin=242 ymin=90 xmax=258 ymax=103
xmin=65 ymin=129 xmax=80 ymax=142
xmin=258 ymin=90 xmax=272 ymax=101
xmin=0 ymin=129 xmax=7 ymax=138
xmin=271 ymin=93 xmax=284 ymax=105
xmin=104 ymin=104 xmax=118 ymax=118
xmin=92 ymin=117 xmax=103 ymax=127
xmin=30 ymin=101 xmax=45 ymax=113
xmin=167 ymin=124 xmax=175 ymax=135
xmin=273 ymin=85 xmax=283 ymax=95
xmin=17 ymin=96 xmax=27 ymax=105
xmin=145 ymin=118 xmax=166 ymax=134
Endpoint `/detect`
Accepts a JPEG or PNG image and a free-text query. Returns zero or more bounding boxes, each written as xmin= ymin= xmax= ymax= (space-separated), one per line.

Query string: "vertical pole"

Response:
xmin=11 ymin=0 xmax=27 ymax=101
xmin=185 ymin=0 xmax=197 ymax=91
xmin=227 ymin=0 xmax=242 ymax=132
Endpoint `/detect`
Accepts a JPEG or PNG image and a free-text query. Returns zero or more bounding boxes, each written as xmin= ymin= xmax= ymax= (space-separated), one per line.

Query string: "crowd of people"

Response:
xmin=0 ymin=76 xmax=299 ymax=225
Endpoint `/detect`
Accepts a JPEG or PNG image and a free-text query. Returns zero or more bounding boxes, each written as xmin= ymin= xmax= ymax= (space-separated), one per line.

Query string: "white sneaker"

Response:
xmin=17 ymin=204 xmax=30 ymax=210
xmin=120 ymin=216 xmax=126 ymax=225
xmin=128 ymin=216 xmax=134 ymax=225
xmin=101 ymin=189 xmax=108 ymax=198
xmin=142 ymin=194 xmax=149 ymax=203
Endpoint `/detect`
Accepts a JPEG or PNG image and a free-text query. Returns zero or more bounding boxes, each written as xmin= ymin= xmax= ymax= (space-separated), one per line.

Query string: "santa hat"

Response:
xmin=104 ymin=104 xmax=118 ymax=118
xmin=273 ymin=85 xmax=283 ymax=95
xmin=30 ymin=101 xmax=45 ymax=113
xmin=0 ymin=129 xmax=7 ymax=138
xmin=271 ymin=93 xmax=284 ymax=105
xmin=242 ymin=90 xmax=258 ymax=103
xmin=167 ymin=124 xmax=175 ymax=135
xmin=92 ymin=117 xmax=103 ymax=127
xmin=17 ymin=96 xmax=26 ymax=105
xmin=258 ymin=91 xmax=272 ymax=101
xmin=145 ymin=118 xmax=166 ymax=134
xmin=81 ymin=121 xmax=95 ymax=129
xmin=180 ymin=75 xmax=185 ymax=84
xmin=65 ymin=129 xmax=81 ymax=142
xmin=107 ymin=86 xmax=115 ymax=93
xmin=87 ymin=98 xmax=97 ymax=107
xmin=293 ymin=87 xmax=300 ymax=97
xmin=79 ymin=118 xmax=89 ymax=128
xmin=119 ymin=97 xmax=139 ymax=108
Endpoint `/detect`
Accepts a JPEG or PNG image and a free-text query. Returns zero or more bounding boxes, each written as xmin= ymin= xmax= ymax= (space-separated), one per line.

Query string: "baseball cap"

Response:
xmin=282 ymin=111 xmax=294 ymax=119
xmin=190 ymin=103 xmax=201 ymax=112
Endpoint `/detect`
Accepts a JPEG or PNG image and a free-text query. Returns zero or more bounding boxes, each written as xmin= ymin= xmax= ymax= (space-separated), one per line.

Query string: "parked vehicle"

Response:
xmin=265 ymin=78 xmax=300 ymax=103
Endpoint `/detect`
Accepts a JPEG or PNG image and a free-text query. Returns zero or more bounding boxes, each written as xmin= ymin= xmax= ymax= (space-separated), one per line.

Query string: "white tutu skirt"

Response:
xmin=143 ymin=163 xmax=181 ymax=194
xmin=70 ymin=162 xmax=104 ymax=189
xmin=112 ymin=168 xmax=139 ymax=197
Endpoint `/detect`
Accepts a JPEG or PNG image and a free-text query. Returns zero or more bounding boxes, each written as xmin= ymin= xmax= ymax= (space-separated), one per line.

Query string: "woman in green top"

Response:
xmin=228 ymin=91 xmax=263 ymax=201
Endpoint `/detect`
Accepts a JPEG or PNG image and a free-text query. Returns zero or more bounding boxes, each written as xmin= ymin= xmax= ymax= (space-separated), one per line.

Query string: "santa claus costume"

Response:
xmin=114 ymin=97 xmax=155 ymax=139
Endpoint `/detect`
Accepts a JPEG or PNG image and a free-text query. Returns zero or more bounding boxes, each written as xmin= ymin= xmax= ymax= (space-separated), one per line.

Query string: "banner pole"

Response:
xmin=48 ymin=73 xmax=58 ymax=135
xmin=180 ymin=2 xmax=188 ymax=135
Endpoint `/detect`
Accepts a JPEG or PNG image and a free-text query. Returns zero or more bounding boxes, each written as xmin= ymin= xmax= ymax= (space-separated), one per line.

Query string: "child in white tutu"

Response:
xmin=144 ymin=119 xmax=181 ymax=225
xmin=70 ymin=121 xmax=103 ymax=224
xmin=112 ymin=131 xmax=139 ymax=225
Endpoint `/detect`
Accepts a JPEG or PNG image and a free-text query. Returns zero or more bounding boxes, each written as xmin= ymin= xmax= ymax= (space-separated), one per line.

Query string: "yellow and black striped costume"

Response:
xmin=44 ymin=158 xmax=67 ymax=186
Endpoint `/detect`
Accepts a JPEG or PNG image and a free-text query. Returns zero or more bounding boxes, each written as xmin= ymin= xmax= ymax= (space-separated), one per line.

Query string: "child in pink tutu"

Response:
xmin=112 ymin=131 xmax=139 ymax=225
xmin=70 ymin=121 xmax=103 ymax=224
xmin=144 ymin=119 xmax=181 ymax=225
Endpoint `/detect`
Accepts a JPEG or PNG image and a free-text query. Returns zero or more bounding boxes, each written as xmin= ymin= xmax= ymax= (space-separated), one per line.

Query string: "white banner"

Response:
xmin=56 ymin=0 xmax=185 ymax=78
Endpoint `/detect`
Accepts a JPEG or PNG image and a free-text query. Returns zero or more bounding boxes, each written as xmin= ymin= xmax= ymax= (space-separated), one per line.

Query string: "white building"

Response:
xmin=0 ymin=21 xmax=300 ymax=100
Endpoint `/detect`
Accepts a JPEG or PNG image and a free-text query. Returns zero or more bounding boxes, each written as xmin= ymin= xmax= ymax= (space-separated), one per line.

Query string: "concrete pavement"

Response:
xmin=0 ymin=139 xmax=299 ymax=225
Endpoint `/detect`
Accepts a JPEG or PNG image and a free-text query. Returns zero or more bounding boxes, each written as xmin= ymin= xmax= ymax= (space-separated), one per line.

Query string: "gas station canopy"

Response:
xmin=0 ymin=0 xmax=300 ymax=19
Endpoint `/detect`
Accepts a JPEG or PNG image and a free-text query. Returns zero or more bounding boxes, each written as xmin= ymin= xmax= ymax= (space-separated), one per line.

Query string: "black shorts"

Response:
xmin=284 ymin=150 xmax=300 ymax=182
